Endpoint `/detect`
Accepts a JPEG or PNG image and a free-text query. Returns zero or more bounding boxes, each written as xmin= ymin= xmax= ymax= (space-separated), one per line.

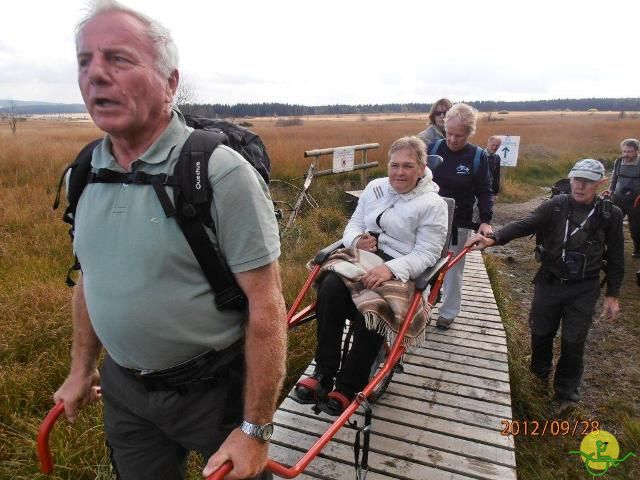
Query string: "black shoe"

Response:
xmin=436 ymin=316 xmax=454 ymax=330
xmin=555 ymin=388 xmax=581 ymax=403
xmin=293 ymin=373 xmax=333 ymax=404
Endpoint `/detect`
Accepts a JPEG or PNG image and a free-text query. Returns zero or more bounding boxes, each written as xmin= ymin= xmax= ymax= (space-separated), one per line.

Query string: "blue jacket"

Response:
xmin=428 ymin=141 xmax=493 ymax=226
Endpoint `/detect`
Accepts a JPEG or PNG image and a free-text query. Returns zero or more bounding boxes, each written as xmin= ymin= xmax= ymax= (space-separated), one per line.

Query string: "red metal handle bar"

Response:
xmin=287 ymin=264 xmax=321 ymax=324
xmin=207 ymin=287 xmax=424 ymax=480
xmin=37 ymin=402 xmax=65 ymax=473
xmin=447 ymin=245 xmax=473 ymax=271
xmin=42 ymin=247 xmax=458 ymax=478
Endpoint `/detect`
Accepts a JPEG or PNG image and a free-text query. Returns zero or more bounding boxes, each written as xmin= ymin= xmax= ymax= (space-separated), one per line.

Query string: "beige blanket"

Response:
xmin=315 ymin=248 xmax=431 ymax=349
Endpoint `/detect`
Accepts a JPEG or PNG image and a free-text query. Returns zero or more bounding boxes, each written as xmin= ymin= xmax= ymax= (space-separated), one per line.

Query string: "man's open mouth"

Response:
xmin=94 ymin=98 xmax=119 ymax=107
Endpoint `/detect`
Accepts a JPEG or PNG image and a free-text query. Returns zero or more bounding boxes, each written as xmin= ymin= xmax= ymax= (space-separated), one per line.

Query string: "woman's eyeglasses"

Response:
xmin=434 ymin=111 xmax=447 ymax=117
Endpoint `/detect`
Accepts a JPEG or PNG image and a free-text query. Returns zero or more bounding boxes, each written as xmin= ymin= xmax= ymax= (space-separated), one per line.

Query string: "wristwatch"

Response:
xmin=240 ymin=420 xmax=274 ymax=442
xmin=485 ymin=232 xmax=497 ymax=243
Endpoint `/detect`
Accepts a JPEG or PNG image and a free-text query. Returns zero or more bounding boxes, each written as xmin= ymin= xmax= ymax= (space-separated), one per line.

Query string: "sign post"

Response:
xmin=497 ymin=135 xmax=520 ymax=167
xmin=332 ymin=147 xmax=355 ymax=173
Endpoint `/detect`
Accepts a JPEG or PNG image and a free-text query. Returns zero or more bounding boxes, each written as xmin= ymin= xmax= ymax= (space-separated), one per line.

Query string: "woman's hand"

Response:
xmin=356 ymin=233 xmax=378 ymax=252
xmin=361 ymin=265 xmax=393 ymax=289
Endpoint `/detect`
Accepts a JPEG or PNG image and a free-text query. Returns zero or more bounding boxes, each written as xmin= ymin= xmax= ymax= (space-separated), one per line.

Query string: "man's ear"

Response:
xmin=167 ymin=69 xmax=179 ymax=103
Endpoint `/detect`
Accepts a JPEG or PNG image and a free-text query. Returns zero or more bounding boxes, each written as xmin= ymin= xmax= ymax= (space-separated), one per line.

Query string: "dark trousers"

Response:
xmin=528 ymin=275 xmax=600 ymax=400
xmin=615 ymin=197 xmax=640 ymax=251
xmin=315 ymin=272 xmax=384 ymax=397
xmin=101 ymin=354 xmax=270 ymax=480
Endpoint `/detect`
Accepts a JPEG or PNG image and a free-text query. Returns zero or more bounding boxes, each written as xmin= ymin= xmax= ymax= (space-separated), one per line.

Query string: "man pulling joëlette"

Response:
xmin=53 ymin=1 xmax=287 ymax=479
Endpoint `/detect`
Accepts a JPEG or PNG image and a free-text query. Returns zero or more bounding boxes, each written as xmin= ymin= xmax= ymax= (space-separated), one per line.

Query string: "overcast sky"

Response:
xmin=2 ymin=0 xmax=638 ymax=106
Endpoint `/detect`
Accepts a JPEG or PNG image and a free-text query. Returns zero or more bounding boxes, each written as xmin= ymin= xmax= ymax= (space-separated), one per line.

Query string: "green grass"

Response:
xmin=3 ymin=114 xmax=640 ymax=478
xmin=484 ymin=247 xmax=640 ymax=479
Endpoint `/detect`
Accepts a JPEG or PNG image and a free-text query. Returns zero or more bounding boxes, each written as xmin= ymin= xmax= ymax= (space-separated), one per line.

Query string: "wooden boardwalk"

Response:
xmin=270 ymin=251 xmax=516 ymax=479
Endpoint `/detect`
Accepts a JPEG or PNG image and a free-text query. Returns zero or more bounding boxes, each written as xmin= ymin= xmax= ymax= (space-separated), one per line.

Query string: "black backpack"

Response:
xmin=550 ymin=178 xmax=571 ymax=196
xmin=53 ymin=115 xmax=272 ymax=312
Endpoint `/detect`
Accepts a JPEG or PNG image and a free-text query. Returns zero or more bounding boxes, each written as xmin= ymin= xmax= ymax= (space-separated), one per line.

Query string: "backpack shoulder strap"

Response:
xmin=53 ymin=138 xmax=103 ymax=225
xmin=176 ymin=129 xmax=226 ymax=214
xmin=614 ymin=157 xmax=621 ymax=177
xmin=472 ymin=146 xmax=483 ymax=175
xmin=173 ymin=129 xmax=247 ymax=312
xmin=431 ymin=138 xmax=444 ymax=156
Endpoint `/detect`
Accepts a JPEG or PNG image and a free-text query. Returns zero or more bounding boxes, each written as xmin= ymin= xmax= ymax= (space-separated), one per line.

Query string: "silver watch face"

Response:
xmin=241 ymin=421 xmax=274 ymax=442
xmin=261 ymin=423 xmax=274 ymax=441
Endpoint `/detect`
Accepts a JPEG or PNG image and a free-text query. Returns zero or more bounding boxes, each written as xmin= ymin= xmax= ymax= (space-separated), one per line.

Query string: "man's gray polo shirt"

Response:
xmin=73 ymin=111 xmax=280 ymax=370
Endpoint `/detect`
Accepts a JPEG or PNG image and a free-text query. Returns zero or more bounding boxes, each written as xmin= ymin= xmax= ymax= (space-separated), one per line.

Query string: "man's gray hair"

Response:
xmin=444 ymin=103 xmax=479 ymax=137
xmin=76 ymin=0 xmax=179 ymax=78
xmin=388 ymin=136 xmax=427 ymax=169
xmin=620 ymin=138 xmax=640 ymax=151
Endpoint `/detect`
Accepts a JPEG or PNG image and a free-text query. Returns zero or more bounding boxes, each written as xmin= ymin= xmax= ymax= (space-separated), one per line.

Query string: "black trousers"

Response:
xmin=314 ymin=272 xmax=384 ymax=397
xmin=101 ymin=354 xmax=271 ymax=480
xmin=528 ymin=275 xmax=600 ymax=400
xmin=614 ymin=196 xmax=640 ymax=251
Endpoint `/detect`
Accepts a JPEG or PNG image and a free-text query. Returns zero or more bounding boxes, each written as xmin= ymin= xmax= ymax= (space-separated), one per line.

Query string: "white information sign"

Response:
xmin=497 ymin=135 xmax=520 ymax=167
xmin=333 ymin=147 xmax=355 ymax=173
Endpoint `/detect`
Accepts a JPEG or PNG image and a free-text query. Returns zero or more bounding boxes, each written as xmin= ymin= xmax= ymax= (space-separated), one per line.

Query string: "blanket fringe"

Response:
xmin=364 ymin=312 xmax=427 ymax=351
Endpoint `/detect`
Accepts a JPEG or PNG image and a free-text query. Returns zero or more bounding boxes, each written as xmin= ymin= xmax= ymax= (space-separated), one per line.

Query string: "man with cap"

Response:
xmin=465 ymin=159 xmax=624 ymax=410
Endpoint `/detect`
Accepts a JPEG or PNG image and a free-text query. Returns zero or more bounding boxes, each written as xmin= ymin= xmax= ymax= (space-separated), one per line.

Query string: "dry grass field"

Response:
xmin=1 ymin=112 xmax=639 ymax=479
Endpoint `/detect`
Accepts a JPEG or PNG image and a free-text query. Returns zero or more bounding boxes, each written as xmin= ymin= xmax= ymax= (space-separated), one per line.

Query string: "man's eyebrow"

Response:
xmin=77 ymin=46 xmax=137 ymax=57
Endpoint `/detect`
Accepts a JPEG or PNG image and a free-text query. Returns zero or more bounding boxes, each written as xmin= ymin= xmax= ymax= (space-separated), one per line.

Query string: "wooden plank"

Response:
xmin=461 ymin=285 xmax=495 ymax=294
xmin=273 ymin=416 xmax=515 ymax=479
xmin=451 ymin=316 xmax=505 ymax=330
xmin=400 ymin=363 xmax=511 ymax=394
xmin=270 ymin=439 xmax=393 ymax=479
xmin=345 ymin=190 xmax=363 ymax=199
xmin=448 ymin=310 xmax=505 ymax=324
xmin=426 ymin=331 xmax=508 ymax=353
xmin=368 ymin=393 xmax=513 ymax=432
xmin=403 ymin=354 xmax=511 ymax=383
xmin=428 ymin=327 xmax=508 ymax=346
xmin=270 ymin=245 xmax=518 ymax=479
xmin=417 ymin=339 xmax=509 ymax=366
xmin=383 ymin=382 xmax=513 ymax=417
xmin=459 ymin=295 xmax=500 ymax=306
xmin=390 ymin=373 xmax=512 ymax=407
xmin=276 ymin=406 xmax=516 ymax=469
xmin=442 ymin=323 xmax=507 ymax=338
xmin=279 ymin=398 xmax=514 ymax=451
xmin=271 ymin=424 xmax=480 ymax=479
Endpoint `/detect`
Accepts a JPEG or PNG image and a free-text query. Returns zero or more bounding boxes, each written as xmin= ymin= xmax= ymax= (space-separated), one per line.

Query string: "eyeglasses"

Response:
xmin=434 ymin=111 xmax=447 ymax=117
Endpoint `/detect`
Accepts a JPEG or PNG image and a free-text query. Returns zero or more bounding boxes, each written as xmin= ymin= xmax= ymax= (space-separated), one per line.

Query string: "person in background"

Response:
xmin=418 ymin=98 xmax=453 ymax=145
xmin=608 ymin=138 xmax=640 ymax=257
xmin=428 ymin=103 xmax=493 ymax=329
xmin=466 ymin=159 xmax=623 ymax=411
xmin=486 ymin=135 xmax=502 ymax=199
xmin=294 ymin=136 xmax=448 ymax=415
xmin=53 ymin=1 xmax=286 ymax=479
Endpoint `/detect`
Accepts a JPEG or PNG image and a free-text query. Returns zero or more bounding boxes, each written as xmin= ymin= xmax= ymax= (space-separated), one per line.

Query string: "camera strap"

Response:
xmin=562 ymin=206 xmax=596 ymax=261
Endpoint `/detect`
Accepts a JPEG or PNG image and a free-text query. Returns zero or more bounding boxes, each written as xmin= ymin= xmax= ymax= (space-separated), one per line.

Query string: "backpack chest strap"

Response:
xmin=88 ymin=168 xmax=180 ymax=217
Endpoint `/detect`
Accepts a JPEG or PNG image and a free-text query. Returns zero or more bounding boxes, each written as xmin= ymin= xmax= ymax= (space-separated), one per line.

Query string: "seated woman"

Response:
xmin=295 ymin=136 xmax=448 ymax=414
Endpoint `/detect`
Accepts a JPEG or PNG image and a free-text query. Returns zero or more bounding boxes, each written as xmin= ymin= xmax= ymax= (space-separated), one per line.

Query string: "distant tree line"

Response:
xmin=0 ymin=104 xmax=87 ymax=115
xmin=180 ymin=97 xmax=640 ymax=118
xmin=4 ymin=97 xmax=640 ymax=117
